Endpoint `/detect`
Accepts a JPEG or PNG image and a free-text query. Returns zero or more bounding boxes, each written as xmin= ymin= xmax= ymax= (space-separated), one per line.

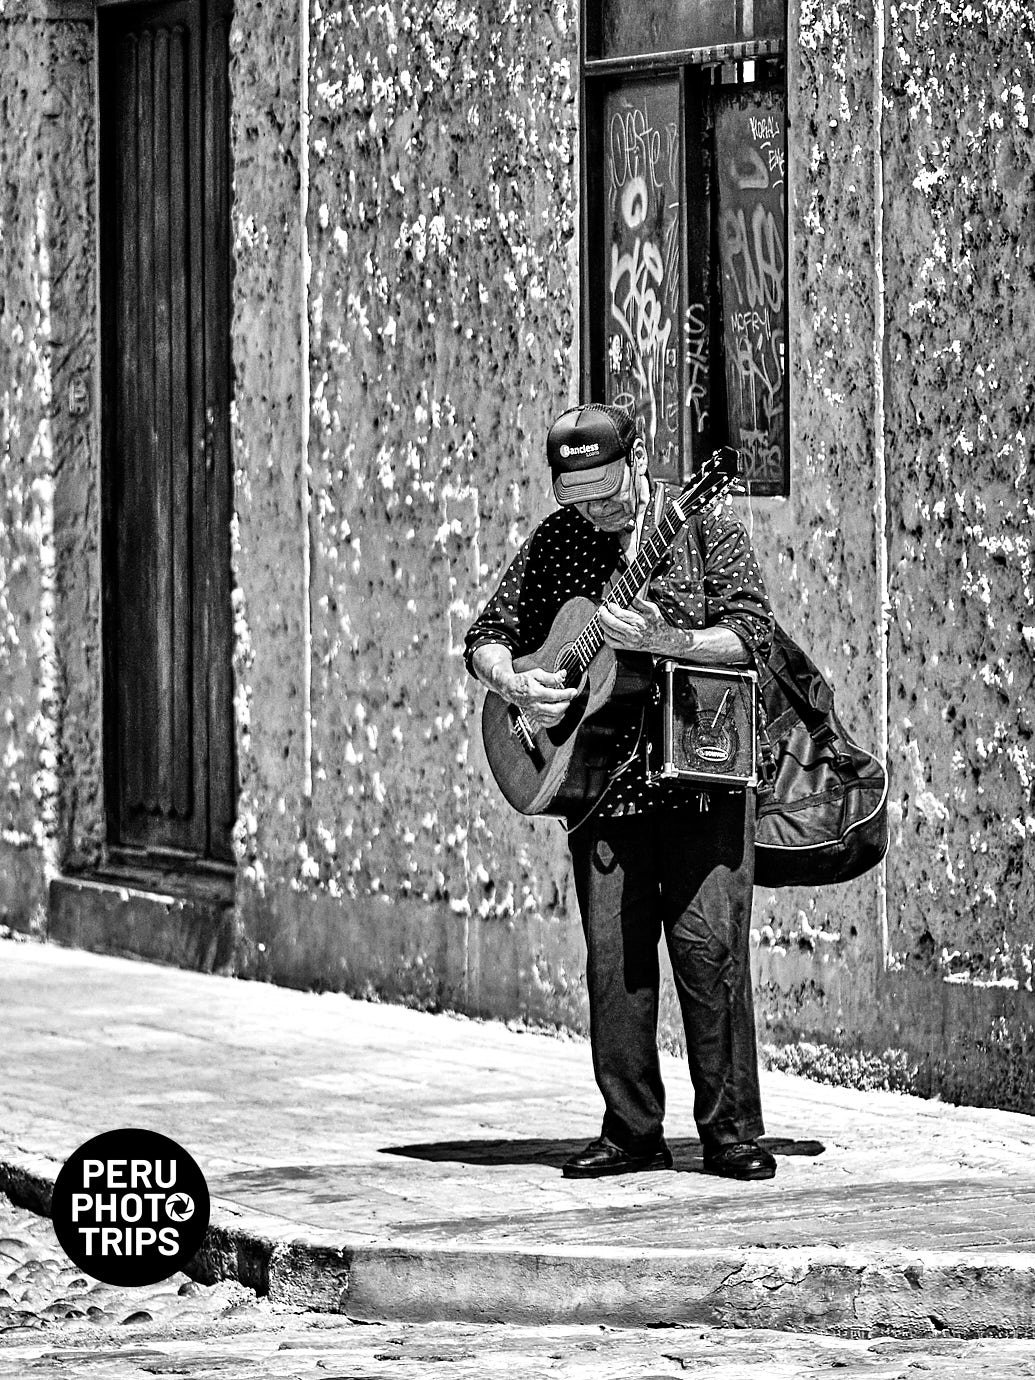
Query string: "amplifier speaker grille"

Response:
xmin=645 ymin=661 xmax=758 ymax=788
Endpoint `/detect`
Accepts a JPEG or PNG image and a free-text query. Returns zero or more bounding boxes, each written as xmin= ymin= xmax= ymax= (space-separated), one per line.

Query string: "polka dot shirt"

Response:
xmin=464 ymin=483 xmax=773 ymax=818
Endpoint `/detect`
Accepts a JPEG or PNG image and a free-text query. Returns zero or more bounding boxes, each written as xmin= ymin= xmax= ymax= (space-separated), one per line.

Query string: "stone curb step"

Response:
xmin=3 ymin=1153 xmax=1033 ymax=1340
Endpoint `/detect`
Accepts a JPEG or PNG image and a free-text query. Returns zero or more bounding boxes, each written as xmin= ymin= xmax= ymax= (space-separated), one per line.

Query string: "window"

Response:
xmin=580 ymin=0 xmax=788 ymax=496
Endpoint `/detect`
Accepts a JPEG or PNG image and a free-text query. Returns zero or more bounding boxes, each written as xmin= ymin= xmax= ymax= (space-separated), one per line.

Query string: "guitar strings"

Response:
xmin=559 ymin=476 xmax=724 ymax=682
xmin=514 ymin=474 xmax=726 ymax=742
xmin=555 ymin=463 xmax=730 ymax=686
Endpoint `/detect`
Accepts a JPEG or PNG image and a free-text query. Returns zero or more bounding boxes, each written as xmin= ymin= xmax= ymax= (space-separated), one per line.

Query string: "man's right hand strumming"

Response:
xmin=472 ymin=646 xmax=578 ymax=730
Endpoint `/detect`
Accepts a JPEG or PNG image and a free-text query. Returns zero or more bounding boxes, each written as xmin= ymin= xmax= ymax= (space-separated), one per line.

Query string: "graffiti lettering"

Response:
xmin=716 ymin=98 xmax=787 ymax=489
xmin=609 ymin=105 xmax=664 ymax=191
xmin=685 ymin=301 xmax=709 ymax=435
xmin=729 ymin=144 xmax=770 ymax=191
xmin=664 ymin=119 xmax=680 ymax=195
xmin=654 ymin=437 xmax=681 ymax=474
xmin=750 ymin=114 xmax=779 ymax=141
xmin=662 ymin=201 xmax=680 ymax=295
xmin=719 ymin=203 xmax=785 ymax=316
xmin=729 ymin=325 xmax=784 ymax=446
xmin=621 ymin=176 xmax=649 ymax=229
xmin=737 ymin=428 xmax=784 ymax=485
xmin=606 ymin=85 xmax=681 ymax=468
xmin=732 ymin=134 xmax=785 ymax=192
xmin=610 ymin=237 xmax=672 ymax=447
xmin=730 ymin=308 xmax=771 ymax=335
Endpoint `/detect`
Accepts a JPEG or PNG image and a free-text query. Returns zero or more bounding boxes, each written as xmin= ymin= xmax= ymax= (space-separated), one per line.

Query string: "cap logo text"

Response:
xmin=559 ymin=442 xmax=600 ymax=459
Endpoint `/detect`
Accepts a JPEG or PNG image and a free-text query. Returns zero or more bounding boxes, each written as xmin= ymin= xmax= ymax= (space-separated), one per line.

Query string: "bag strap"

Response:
xmin=684 ymin=507 xmax=776 ymax=786
xmin=652 ymin=479 xmax=669 ymax=530
xmin=684 ymin=517 xmax=840 ymax=761
xmin=766 ymin=623 xmax=838 ymax=749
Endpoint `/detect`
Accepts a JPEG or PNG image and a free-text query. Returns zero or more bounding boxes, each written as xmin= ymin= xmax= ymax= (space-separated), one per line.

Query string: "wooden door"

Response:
xmin=99 ymin=0 xmax=235 ymax=867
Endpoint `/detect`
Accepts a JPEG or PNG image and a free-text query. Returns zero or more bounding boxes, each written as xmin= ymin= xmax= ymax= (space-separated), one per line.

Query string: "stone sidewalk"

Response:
xmin=2 ymin=939 xmax=1035 ymax=1336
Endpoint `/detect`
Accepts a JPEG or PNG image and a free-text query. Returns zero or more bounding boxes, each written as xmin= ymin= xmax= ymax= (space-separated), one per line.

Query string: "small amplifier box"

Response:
xmin=645 ymin=660 xmax=758 ymax=789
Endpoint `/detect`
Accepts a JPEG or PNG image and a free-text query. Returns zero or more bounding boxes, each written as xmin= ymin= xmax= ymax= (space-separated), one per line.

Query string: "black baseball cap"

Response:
xmin=546 ymin=403 xmax=637 ymax=505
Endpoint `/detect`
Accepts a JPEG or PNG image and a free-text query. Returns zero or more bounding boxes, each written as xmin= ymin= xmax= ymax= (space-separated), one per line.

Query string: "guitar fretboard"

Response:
xmin=553 ymin=457 xmax=734 ymax=684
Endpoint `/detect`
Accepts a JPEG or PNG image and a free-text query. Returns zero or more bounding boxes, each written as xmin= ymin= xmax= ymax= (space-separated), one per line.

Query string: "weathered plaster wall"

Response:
xmin=227 ymin=0 xmax=309 ymax=953
xmin=0 ymin=6 xmax=50 ymax=927
xmin=884 ymin=0 xmax=1035 ymax=982
xmin=234 ymin=0 xmax=589 ymax=1022
xmin=877 ymin=0 xmax=1035 ymax=1105
xmin=749 ymin=0 xmax=887 ymax=1055
xmin=46 ymin=17 xmax=103 ymax=874
xmin=0 ymin=5 xmax=100 ymax=928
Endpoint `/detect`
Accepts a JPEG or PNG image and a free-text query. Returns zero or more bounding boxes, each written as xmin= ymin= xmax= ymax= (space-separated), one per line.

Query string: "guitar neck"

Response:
xmin=610 ymin=508 xmax=686 ymax=608
xmin=556 ymin=504 xmax=694 ymax=681
xmin=549 ymin=446 xmax=738 ymax=686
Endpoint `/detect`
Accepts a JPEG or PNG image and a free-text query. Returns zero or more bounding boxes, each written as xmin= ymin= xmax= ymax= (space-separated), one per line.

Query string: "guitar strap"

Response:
xmin=652 ymin=479 xmax=668 ymax=529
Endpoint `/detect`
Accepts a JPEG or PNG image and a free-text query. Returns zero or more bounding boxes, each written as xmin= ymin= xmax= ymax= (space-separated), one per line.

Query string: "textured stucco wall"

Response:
xmin=877 ymin=0 xmax=1035 ymax=1105
xmin=46 ymin=17 xmax=103 ymax=875
xmin=750 ymin=0 xmax=887 ymax=1055
xmin=234 ymin=0 xmax=588 ymax=1022
xmin=0 ymin=5 xmax=100 ymax=929
xmin=226 ymin=0 xmax=309 ymax=929
xmin=883 ymin=0 xmax=1035 ymax=984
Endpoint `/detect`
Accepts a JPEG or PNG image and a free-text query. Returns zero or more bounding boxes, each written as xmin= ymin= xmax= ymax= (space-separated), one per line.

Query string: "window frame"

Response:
xmin=579 ymin=3 xmax=789 ymax=497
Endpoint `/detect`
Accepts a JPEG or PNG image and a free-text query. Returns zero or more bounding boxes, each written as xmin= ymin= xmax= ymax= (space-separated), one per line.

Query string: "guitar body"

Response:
xmin=481 ymin=597 xmax=652 ymax=816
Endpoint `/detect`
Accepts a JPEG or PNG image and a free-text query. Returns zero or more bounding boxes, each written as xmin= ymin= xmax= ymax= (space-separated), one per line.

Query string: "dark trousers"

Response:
xmin=568 ymin=794 xmax=764 ymax=1151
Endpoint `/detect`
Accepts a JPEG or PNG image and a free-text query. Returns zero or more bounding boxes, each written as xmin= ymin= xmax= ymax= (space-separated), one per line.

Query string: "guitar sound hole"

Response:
xmin=553 ymin=648 xmax=581 ymax=691
xmin=546 ymin=683 xmax=589 ymax=746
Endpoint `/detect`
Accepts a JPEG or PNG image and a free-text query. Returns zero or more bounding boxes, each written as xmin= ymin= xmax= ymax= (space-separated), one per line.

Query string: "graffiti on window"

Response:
xmin=603 ymin=79 xmax=682 ymax=479
xmin=715 ymin=92 xmax=787 ymax=494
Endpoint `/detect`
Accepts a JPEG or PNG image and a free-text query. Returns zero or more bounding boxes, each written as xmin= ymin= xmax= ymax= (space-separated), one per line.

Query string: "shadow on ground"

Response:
xmin=379 ymin=1137 xmax=825 ymax=1171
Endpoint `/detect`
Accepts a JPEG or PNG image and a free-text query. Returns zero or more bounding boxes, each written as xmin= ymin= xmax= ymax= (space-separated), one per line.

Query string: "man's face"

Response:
xmin=573 ymin=446 xmax=641 ymax=531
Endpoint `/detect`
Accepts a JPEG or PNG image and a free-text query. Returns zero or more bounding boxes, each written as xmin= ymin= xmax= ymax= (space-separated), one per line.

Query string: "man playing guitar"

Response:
xmin=465 ymin=402 xmax=777 ymax=1181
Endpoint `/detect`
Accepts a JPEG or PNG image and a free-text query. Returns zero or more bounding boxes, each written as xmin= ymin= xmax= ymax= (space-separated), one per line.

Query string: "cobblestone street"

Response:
xmin=3 ymin=1199 xmax=1035 ymax=1380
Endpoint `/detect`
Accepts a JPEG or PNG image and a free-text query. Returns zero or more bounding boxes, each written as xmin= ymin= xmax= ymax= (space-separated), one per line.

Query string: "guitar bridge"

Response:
xmin=508 ymin=707 xmax=544 ymax=768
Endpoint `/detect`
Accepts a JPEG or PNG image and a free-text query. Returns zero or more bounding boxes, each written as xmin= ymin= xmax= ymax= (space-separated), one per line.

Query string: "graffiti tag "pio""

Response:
xmin=719 ymin=200 xmax=785 ymax=316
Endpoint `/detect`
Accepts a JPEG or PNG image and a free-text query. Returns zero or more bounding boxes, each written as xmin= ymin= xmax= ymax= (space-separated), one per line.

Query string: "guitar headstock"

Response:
xmin=669 ymin=446 xmax=743 ymax=524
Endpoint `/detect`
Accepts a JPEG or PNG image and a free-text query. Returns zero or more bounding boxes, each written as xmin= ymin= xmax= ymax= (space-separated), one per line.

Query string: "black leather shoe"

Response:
xmin=702 ymin=1140 xmax=776 ymax=1180
xmin=562 ymin=1134 xmax=673 ymax=1179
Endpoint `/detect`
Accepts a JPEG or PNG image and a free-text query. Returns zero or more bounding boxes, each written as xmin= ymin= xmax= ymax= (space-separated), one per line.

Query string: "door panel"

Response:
xmin=100 ymin=0 xmax=235 ymax=865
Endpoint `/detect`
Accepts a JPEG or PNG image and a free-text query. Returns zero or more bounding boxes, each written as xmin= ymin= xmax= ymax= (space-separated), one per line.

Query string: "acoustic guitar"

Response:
xmin=481 ymin=448 xmax=741 ymax=817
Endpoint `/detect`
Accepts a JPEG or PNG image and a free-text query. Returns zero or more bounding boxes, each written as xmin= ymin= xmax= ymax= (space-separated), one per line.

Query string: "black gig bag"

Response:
xmin=753 ymin=622 xmax=889 ymax=888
